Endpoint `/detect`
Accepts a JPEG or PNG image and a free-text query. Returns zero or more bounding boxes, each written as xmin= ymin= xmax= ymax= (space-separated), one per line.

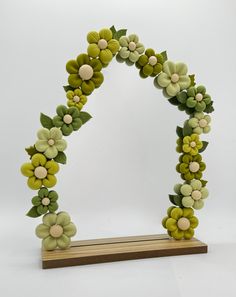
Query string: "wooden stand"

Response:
xmin=41 ymin=234 xmax=207 ymax=269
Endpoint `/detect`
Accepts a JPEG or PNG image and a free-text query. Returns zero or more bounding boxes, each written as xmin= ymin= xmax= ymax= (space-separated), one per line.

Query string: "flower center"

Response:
xmin=177 ymin=217 xmax=190 ymax=231
xmin=98 ymin=38 xmax=108 ymax=50
xmin=48 ymin=138 xmax=55 ymax=146
xmin=148 ymin=55 xmax=157 ymax=66
xmin=191 ymin=190 xmax=202 ymax=200
xmin=128 ymin=41 xmax=136 ymax=51
xmin=73 ymin=95 xmax=80 ymax=103
xmin=171 ymin=73 xmax=179 ymax=83
xmin=34 ymin=166 xmax=47 ymax=179
xmin=63 ymin=114 xmax=73 ymax=124
xmin=189 ymin=161 xmax=200 ymax=173
xmin=199 ymin=119 xmax=207 ymax=128
xmin=190 ymin=141 xmax=196 ymax=148
xmin=49 ymin=224 xmax=63 ymax=238
xmin=78 ymin=64 xmax=94 ymax=80
xmin=195 ymin=93 xmax=203 ymax=101
xmin=41 ymin=197 xmax=50 ymax=206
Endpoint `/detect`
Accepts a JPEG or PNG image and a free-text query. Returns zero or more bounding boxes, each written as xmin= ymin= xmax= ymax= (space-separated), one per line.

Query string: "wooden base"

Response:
xmin=41 ymin=234 xmax=207 ymax=269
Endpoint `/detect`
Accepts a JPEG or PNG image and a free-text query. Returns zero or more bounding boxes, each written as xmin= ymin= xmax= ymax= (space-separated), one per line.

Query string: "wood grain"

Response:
xmin=41 ymin=234 xmax=207 ymax=269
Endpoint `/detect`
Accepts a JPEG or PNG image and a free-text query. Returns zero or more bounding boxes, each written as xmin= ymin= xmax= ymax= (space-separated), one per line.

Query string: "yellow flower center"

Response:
xmin=192 ymin=190 xmax=202 ymax=200
xmin=41 ymin=197 xmax=50 ymax=206
xmin=34 ymin=166 xmax=47 ymax=179
xmin=190 ymin=141 xmax=196 ymax=148
xmin=48 ymin=139 xmax=55 ymax=146
xmin=73 ymin=95 xmax=80 ymax=103
xmin=195 ymin=93 xmax=203 ymax=101
xmin=189 ymin=161 xmax=200 ymax=173
xmin=199 ymin=119 xmax=207 ymax=128
xmin=63 ymin=114 xmax=73 ymax=124
xmin=128 ymin=41 xmax=136 ymax=51
xmin=49 ymin=224 xmax=63 ymax=238
xmin=177 ymin=217 xmax=190 ymax=231
xmin=148 ymin=56 xmax=157 ymax=66
xmin=98 ymin=39 xmax=108 ymax=49
xmin=171 ymin=73 xmax=179 ymax=83
xmin=78 ymin=64 xmax=94 ymax=80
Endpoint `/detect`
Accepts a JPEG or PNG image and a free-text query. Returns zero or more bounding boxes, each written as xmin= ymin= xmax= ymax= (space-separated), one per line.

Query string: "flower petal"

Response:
xmin=76 ymin=54 xmax=90 ymax=67
xmin=31 ymin=153 xmax=47 ymax=167
xmin=87 ymin=43 xmax=100 ymax=58
xmin=43 ymin=175 xmax=57 ymax=188
xmin=35 ymin=224 xmax=50 ymax=238
xmin=189 ymin=216 xmax=199 ymax=228
xmin=157 ymin=73 xmax=171 ymax=87
xmin=68 ymin=74 xmax=82 ymax=88
xmin=63 ymin=222 xmax=77 ymax=237
xmin=87 ymin=31 xmax=100 ymax=43
xmin=55 ymin=139 xmax=67 ymax=151
xmin=176 ymin=63 xmax=188 ymax=75
xmin=37 ymin=128 xmax=50 ymax=140
xmin=180 ymin=184 xmax=192 ymax=196
xmin=56 ymin=212 xmax=71 ymax=226
xmin=171 ymin=208 xmax=183 ymax=220
xmin=21 ymin=163 xmax=34 ymax=177
xmin=99 ymin=28 xmax=112 ymax=41
xmin=32 ymin=196 xmax=41 ymax=206
xmin=66 ymin=60 xmax=79 ymax=74
xmin=166 ymin=83 xmax=180 ymax=97
xmin=184 ymin=228 xmax=194 ymax=239
xmin=35 ymin=140 xmax=49 ymax=152
xmin=194 ymin=200 xmax=204 ymax=209
xmin=178 ymin=75 xmax=191 ymax=90
xmin=107 ymin=39 xmax=119 ymax=54
xmin=166 ymin=218 xmax=177 ymax=231
xmin=182 ymin=208 xmax=194 ymax=218
xmin=163 ymin=61 xmax=176 ymax=76
xmin=44 ymin=146 xmax=58 ymax=159
xmin=171 ymin=229 xmax=184 ymax=240
xmin=201 ymin=187 xmax=209 ymax=199
xmin=42 ymin=236 xmax=57 ymax=251
xmin=119 ymin=36 xmax=129 ymax=47
xmin=28 ymin=176 xmax=42 ymax=190
xmin=45 ymin=160 xmax=59 ymax=174
xmin=49 ymin=127 xmax=62 ymax=140
xmin=57 ymin=234 xmax=71 ymax=249
xmin=182 ymin=196 xmax=194 ymax=208
xmin=119 ymin=47 xmax=130 ymax=59
xmin=43 ymin=213 xmax=57 ymax=226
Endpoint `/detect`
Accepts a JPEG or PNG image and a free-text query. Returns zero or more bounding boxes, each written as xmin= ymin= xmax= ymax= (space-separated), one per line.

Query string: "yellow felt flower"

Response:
xmin=182 ymin=134 xmax=203 ymax=155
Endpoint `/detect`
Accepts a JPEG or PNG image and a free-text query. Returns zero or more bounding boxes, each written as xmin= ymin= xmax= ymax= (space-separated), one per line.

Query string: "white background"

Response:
xmin=0 ymin=0 xmax=236 ymax=296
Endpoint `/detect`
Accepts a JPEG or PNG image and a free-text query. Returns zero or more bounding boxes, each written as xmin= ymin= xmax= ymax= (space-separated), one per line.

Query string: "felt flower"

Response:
xmin=66 ymin=89 xmax=87 ymax=111
xmin=136 ymin=48 xmax=164 ymax=78
xmin=31 ymin=187 xmax=58 ymax=215
xmin=176 ymin=153 xmax=206 ymax=181
xmin=156 ymin=61 xmax=191 ymax=97
xmin=53 ymin=105 xmax=82 ymax=136
xmin=188 ymin=112 xmax=211 ymax=134
xmin=66 ymin=53 xmax=103 ymax=95
xmin=176 ymin=85 xmax=212 ymax=112
xmin=35 ymin=212 xmax=77 ymax=250
xmin=21 ymin=153 xmax=59 ymax=190
xmin=174 ymin=180 xmax=209 ymax=209
xmin=87 ymin=28 xmax=120 ymax=65
xmin=118 ymin=34 xmax=145 ymax=63
xmin=182 ymin=134 xmax=203 ymax=155
xmin=35 ymin=127 xmax=67 ymax=159
xmin=162 ymin=206 xmax=198 ymax=240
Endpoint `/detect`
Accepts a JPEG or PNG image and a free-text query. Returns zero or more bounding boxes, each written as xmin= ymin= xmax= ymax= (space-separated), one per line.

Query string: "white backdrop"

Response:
xmin=1 ymin=0 xmax=236 ymax=296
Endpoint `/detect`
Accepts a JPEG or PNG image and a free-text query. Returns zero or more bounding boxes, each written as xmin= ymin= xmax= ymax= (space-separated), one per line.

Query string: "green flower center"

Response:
xmin=63 ymin=114 xmax=73 ymax=124
xmin=190 ymin=141 xmax=196 ymax=148
xmin=48 ymin=139 xmax=55 ymax=146
xmin=128 ymin=41 xmax=136 ymax=51
xmin=177 ymin=217 xmax=190 ymax=231
xmin=41 ymin=197 xmax=50 ymax=206
xmin=192 ymin=190 xmax=202 ymax=200
xmin=78 ymin=64 xmax=94 ymax=80
xmin=148 ymin=56 xmax=157 ymax=66
xmin=73 ymin=95 xmax=80 ymax=103
xmin=34 ymin=166 xmax=47 ymax=179
xmin=98 ymin=38 xmax=108 ymax=49
xmin=49 ymin=224 xmax=63 ymax=238
xmin=199 ymin=119 xmax=207 ymax=128
xmin=195 ymin=93 xmax=203 ymax=101
xmin=171 ymin=73 xmax=179 ymax=83
xmin=189 ymin=161 xmax=200 ymax=173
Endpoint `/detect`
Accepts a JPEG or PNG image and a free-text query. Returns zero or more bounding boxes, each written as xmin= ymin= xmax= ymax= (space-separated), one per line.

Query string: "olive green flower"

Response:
xmin=118 ymin=34 xmax=145 ymax=63
xmin=162 ymin=206 xmax=198 ymax=240
xmin=66 ymin=54 xmax=103 ymax=95
xmin=35 ymin=127 xmax=67 ymax=159
xmin=66 ymin=89 xmax=87 ymax=111
xmin=87 ymin=28 xmax=120 ymax=65
xmin=21 ymin=153 xmax=59 ymax=190
xmin=188 ymin=112 xmax=211 ymax=134
xmin=35 ymin=212 xmax=77 ymax=250
xmin=31 ymin=187 xmax=58 ymax=215
xmin=176 ymin=153 xmax=206 ymax=181
xmin=156 ymin=61 xmax=191 ymax=97
xmin=136 ymin=48 xmax=164 ymax=78
xmin=53 ymin=105 xmax=82 ymax=136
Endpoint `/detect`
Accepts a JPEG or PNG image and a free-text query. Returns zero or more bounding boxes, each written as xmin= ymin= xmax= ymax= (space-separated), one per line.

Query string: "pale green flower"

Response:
xmin=188 ymin=112 xmax=211 ymax=134
xmin=118 ymin=34 xmax=145 ymax=63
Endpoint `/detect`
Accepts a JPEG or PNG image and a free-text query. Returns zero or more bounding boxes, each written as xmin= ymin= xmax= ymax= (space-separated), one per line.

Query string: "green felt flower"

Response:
xmin=136 ymin=48 xmax=164 ymax=78
xmin=118 ymin=34 xmax=145 ymax=63
xmin=87 ymin=28 xmax=120 ymax=65
xmin=162 ymin=206 xmax=198 ymax=240
xmin=35 ymin=212 xmax=77 ymax=251
xmin=35 ymin=127 xmax=67 ymax=159
xmin=66 ymin=54 xmax=103 ymax=95
xmin=21 ymin=153 xmax=59 ymax=190
xmin=156 ymin=61 xmax=191 ymax=97
xmin=66 ymin=89 xmax=87 ymax=111
xmin=188 ymin=112 xmax=211 ymax=134
xmin=31 ymin=187 xmax=58 ymax=215
xmin=182 ymin=134 xmax=203 ymax=155
xmin=53 ymin=105 xmax=82 ymax=136
xmin=176 ymin=85 xmax=212 ymax=112
xmin=174 ymin=180 xmax=209 ymax=209
xmin=176 ymin=153 xmax=206 ymax=181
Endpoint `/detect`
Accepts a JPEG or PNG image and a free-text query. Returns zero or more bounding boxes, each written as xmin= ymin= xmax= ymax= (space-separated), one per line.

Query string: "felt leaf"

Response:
xmin=174 ymin=195 xmax=183 ymax=207
xmin=168 ymin=96 xmax=180 ymax=106
xmin=114 ymin=29 xmax=127 ymax=40
xmin=110 ymin=25 xmax=116 ymax=36
xmin=204 ymin=101 xmax=214 ymax=113
xmin=54 ymin=151 xmax=67 ymax=164
xmin=79 ymin=111 xmax=92 ymax=124
xmin=176 ymin=126 xmax=183 ymax=138
xmin=198 ymin=141 xmax=208 ymax=153
xmin=189 ymin=74 xmax=196 ymax=87
xmin=201 ymin=180 xmax=208 ymax=187
xmin=63 ymin=85 xmax=74 ymax=92
xmin=40 ymin=113 xmax=54 ymax=129
xmin=169 ymin=194 xmax=177 ymax=205
xmin=26 ymin=206 xmax=41 ymax=218
xmin=183 ymin=121 xmax=193 ymax=136
xmin=25 ymin=146 xmax=39 ymax=159
xmin=160 ymin=51 xmax=168 ymax=62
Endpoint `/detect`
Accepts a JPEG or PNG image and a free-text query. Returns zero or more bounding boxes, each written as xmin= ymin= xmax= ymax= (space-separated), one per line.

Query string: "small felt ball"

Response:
xmin=199 ymin=119 xmax=207 ymax=128
xmin=98 ymin=39 xmax=108 ymax=50
xmin=78 ymin=64 xmax=94 ymax=80
xmin=195 ymin=93 xmax=203 ymax=101
xmin=42 ymin=197 xmax=50 ymax=206
xmin=189 ymin=161 xmax=200 ymax=173
xmin=148 ymin=56 xmax=157 ymax=66
xmin=192 ymin=190 xmax=202 ymax=200
xmin=34 ymin=166 xmax=47 ymax=179
xmin=128 ymin=41 xmax=136 ymax=51
xmin=63 ymin=114 xmax=73 ymax=124
xmin=171 ymin=73 xmax=179 ymax=83
xmin=49 ymin=224 xmax=63 ymax=238
xmin=177 ymin=217 xmax=190 ymax=231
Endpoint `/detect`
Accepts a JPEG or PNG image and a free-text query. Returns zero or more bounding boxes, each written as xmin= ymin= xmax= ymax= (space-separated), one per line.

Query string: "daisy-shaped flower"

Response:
xmin=66 ymin=89 xmax=87 ymax=111
xmin=118 ymin=34 xmax=145 ymax=63
xmin=188 ymin=112 xmax=211 ymax=134
xmin=30 ymin=187 xmax=59 ymax=215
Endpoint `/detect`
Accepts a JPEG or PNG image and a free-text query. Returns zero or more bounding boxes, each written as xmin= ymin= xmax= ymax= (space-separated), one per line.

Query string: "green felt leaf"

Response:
xmin=26 ymin=206 xmax=41 ymax=218
xmin=79 ymin=111 xmax=92 ymax=124
xmin=189 ymin=74 xmax=196 ymax=87
xmin=201 ymin=180 xmax=208 ymax=187
xmin=110 ymin=25 xmax=116 ymax=36
xmin=183 ymin=121 xmax=193 ymax=136
xmin=25 ymin=146 xmax=39 ymax=159
xmin=160 ymin=51 xmax=168 ymax=62
xmin=169 ymin=194 xmax=177 ymax=205
xmin=40 ymin=113 xmax=54 ymax=129
xmin=176 ymin=126 xmax=183 ymax=138
xmin=199 ymin=141 xmax=208 ymax=153
xmin=54 ymin=151 xmax=67 ymax=164
xmin=114 ymin=29 xmax=127 ymax=40
xmin=169 ymin=195 xmax=182 ymax=207
xmin=204 ymin=101 xmax=214 ymax=113
xmin=168 ymin=96 xmax=180 ymax=106
xmin=63 ymin=85 xmax=74 ymax=92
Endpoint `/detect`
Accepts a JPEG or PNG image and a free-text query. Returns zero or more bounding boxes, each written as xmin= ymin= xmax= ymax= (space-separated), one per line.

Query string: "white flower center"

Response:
xmin=195 ymin=93 xmax=203 ymax=101
xmin=98 ymin=39 xmax=108 ymax=50
xmin=148 ymin=56 xmax=157 ymax=66
xmin=48 ymin=139 xmax=55 ymax=146
xmin=192 ymin=190 xmax=202 ymax=200
xmin=177 ymin=217 xmax=190 ymax=231
xmin=199 ymin=119 xmax=207 ymax=128
xmin=49 ymin=224 xmax=63 ymax=238
xmin=190 ymin=141 xmax=196 ymax=148
xmin=63 ymin=114 xmax=73 ymax=124
xmin=128 ymin=41 xmax=136 ymax=51
xmin=41 ymin=197 xmax=50 ymax=206
xmin=73 ymin=95 xmax=80 ymax=103
xmin=34 ymin=166 xmax=47 ymax=179
xmin=189 ymin=161 xmax=200 ymax=173
xmin=78 ymin=64 xmax=94 ymax=80
xmin=171 ymin=73 xmax=179 ymax=83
